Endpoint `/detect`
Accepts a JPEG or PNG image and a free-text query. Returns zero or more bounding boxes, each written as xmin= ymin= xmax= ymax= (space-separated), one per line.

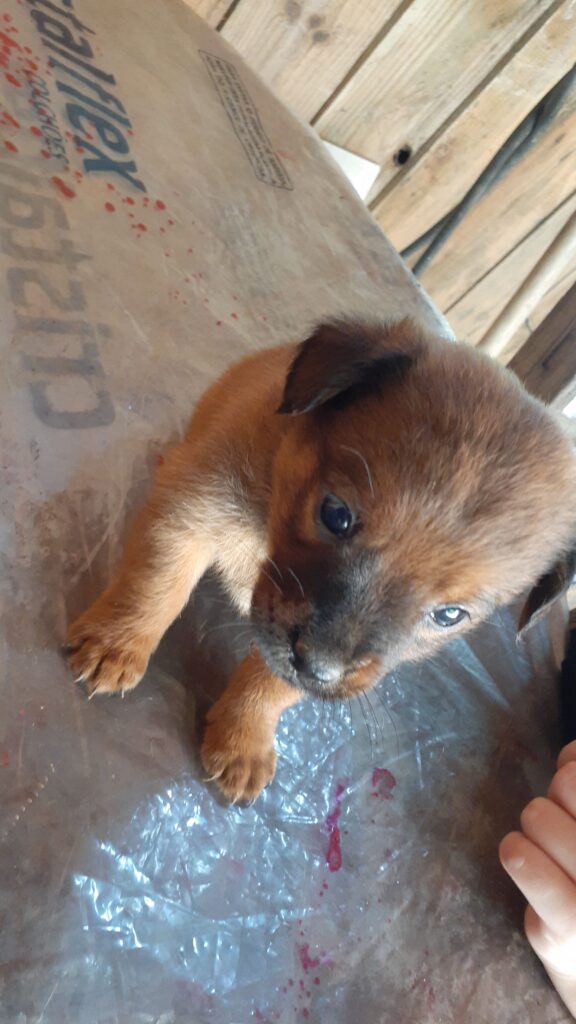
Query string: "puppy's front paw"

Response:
xmin=201 ymin=710 xmax=277 ymax=802
xmin=66 ymin=610 xmax=152 ymax=695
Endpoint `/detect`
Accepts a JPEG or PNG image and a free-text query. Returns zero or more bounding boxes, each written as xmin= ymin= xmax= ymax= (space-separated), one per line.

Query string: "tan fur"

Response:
xmin=66 ymin=320 xmax=576 ymax=801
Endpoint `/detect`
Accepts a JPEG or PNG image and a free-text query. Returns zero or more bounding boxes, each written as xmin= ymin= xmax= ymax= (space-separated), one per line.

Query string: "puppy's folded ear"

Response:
xmin=277 ymin=318 xmax=423 ymax=415
xmin=518 ymin=547 xmax=576 ymax=639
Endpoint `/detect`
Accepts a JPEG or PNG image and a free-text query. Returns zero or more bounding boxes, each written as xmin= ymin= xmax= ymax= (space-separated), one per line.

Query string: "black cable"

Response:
xmin=401 ymin=63 xmax=576 ymax=277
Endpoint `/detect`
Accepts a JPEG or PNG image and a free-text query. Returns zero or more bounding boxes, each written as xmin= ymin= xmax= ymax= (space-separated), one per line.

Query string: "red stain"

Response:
xmin=40 ymin=149 xmax=49 ymax=159
xmin=4 ymin=140 xmax=18 ymax=152
xmin=136 ymin=222 xmax=147 ymax=231
xmin=296 ymin=943 xmax=320 ymax=973
xmin=5 ymin=73 xmax=21 ymax=87
xmin=26 ymin=59 xmax=37 ymax=71
xmin=30 ymin=125 xmax=41 ymax=136
xmin=187 ymin=247 xmax=193 ymax=254
xmin=4 ymin=112 xmax=19 ymax=127
xmin=123 ymin=196 xmax=134 ymax=205
xmin=231 ymin=312 xmax=238 ymax=320
xmin=215 ymin=320 xmax=222 ymax=327
xmin=104 ymin=202 xmax=115 ymax=212
xmin=3 ymin=13 xmax=12 ymax=20
xmin=167 ymin=218 xmax=174 ymax=225
xmin=106 ymin=183 xmax=115 ymax=191
xmin=155 ymin=199 xmax=165 ymax=210
xmin=51 ymin=176 xmax=75 ymax=199
xmin=371 ymin=767 xmax=396 ymax=800
xmin=325 ymin=781 xmax=346 ymax=871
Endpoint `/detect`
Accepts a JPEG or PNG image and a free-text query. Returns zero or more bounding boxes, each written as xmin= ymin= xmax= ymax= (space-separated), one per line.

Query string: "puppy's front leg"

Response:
xmin=201 ymin=649 xmax=302 ymax=802
xmin=67 ymin=446 xmax=215 ymax=695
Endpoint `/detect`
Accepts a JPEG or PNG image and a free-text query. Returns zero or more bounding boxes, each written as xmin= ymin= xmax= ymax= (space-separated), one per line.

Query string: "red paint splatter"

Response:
xmin=325 ymin=781 xmax=346 ymax=871
xmin=30 ymin=125 xmax=41 ymax=136
xmin=106 ymin=183 xmax=115 ymax=191
xmin=123 ymin=196 xmax=134 ymax=205
xmin=26 ymin=59 xmax=37 ymax=71
xmin=51 ymin=176 xmax=75 ymax=199
xmin=3 ymin=112 xmax=19 ymax=127
xmin=371 ymin=767 xmax=396 ymax=800
xmin=4 ymin=140 xmax=17 ymax=152
xmin=296 ymin=943 xmax=321 ymax=973
xmin=74 ymin=171 xmax=83 ymax=182
xmin=5 ymin=73 xmax=21 ymax=87
xmin=231 ymin=312 xmax=238 ymax=320
xmin=40 ymin=149 xmax=50 ymax=158
xmin=155 ymin=199 xmax=165 ymax=210
xmin=104 ymin=202 xmax=115 ymax=212
xmin=3 ymin=13 xmax=12 ymax=20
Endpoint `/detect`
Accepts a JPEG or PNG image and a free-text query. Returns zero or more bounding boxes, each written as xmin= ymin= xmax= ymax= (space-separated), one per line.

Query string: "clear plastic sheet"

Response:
xmin=0 ymin=2 xmax=571 ymax=1021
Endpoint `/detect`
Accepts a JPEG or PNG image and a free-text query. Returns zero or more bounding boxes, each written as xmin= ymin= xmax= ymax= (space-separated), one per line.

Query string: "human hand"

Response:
xmin=500 ymin=740 xmax=576 ymax=1017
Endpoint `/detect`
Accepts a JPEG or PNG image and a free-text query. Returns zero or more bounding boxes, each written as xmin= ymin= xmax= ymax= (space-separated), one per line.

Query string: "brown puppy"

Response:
xmin=66 ymin=319 xmax=576 ymax=801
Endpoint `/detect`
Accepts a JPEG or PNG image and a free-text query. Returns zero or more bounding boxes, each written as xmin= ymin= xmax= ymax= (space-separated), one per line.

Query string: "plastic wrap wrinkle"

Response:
xmin=0 ymin=0 xmax=571 ymax=1020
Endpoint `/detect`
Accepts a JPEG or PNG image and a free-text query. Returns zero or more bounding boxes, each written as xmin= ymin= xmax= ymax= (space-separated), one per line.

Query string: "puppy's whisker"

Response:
xmin=266 ymin=556 xmax=284 ymax=582
xmin=286 ymin=567 xmax=305 ymax=598
xmin=357 ymin=693 xmax=374 ymax=758
xmin=364 ymin=691 xmax=384 ymax=749
xmin=374 ymin=687 xmax=400 ymax=759
xmin=340 ymin=444 xmax=375 ymax=498
xmin=260 ymin=566 xmax=283 ymax=595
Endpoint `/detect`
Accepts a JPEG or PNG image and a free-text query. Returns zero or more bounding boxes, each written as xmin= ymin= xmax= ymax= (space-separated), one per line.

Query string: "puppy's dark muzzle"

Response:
xmin=289 ymin=630 xmax=344 ymax=688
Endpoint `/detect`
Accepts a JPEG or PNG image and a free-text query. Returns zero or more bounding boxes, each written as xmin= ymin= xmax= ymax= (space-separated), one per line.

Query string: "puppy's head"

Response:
xmin=250 ymin=318 xmax=576 ymax=698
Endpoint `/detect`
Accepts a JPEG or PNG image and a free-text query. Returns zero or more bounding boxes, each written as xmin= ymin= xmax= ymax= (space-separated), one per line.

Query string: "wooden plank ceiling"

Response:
xmin=184 ymin=0 xmax=576 ymax=377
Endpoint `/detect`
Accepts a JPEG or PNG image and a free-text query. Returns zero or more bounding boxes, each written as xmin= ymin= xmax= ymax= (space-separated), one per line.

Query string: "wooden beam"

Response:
xmin=315 ymin=0 xmax=561 ymax=193
xmin=447 ymin=193 xmax=576 ymax=353
xmin=508 ymin=283 xmax=576 ymax=408
xmin=179 ymin=0 xmax=236 ymax=28
xmin=477 ymin=210 xmax=576 ymax=358
xmin=417 ymin=91 xmax=576 ymax=313
xmin=371 ymin=1 xmax=576 ymax=249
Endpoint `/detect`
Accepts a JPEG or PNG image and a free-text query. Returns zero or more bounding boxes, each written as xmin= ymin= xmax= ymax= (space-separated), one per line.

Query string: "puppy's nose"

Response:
xmin=290 ymin=635 xmax=342 ymax=684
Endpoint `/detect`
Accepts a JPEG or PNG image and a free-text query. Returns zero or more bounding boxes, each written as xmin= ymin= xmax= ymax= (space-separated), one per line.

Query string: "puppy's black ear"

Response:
xmin=518 ymin=548 xmax=576 ymax=639
xmin=277 ymin=318 xmax=422 ymax=415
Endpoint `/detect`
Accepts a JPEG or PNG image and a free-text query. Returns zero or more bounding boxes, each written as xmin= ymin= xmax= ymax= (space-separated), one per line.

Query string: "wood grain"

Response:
xmin=220 ymin=0 xmax=401 ymax=123
xmin=315 ymin=0 xmax=560 ymax=195
xmin=372 ymin=0 xmax=576 ymax=249
xmin=447 ymin=194 xmax=576 ymax=352
xmin=180 ymin=0 xmax=235 ymax=28
xmin=418 ymin=90 xmax=576 ymax=312
xmin=509 ymin=283 xmax=576 ymax=408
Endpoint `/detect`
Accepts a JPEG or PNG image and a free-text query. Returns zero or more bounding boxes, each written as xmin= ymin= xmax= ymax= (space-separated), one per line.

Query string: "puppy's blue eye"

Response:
xmin=430 ymin=606 xmax=469 ymax=628
xmin=320 ymin=495 xmax=353 ymax=538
